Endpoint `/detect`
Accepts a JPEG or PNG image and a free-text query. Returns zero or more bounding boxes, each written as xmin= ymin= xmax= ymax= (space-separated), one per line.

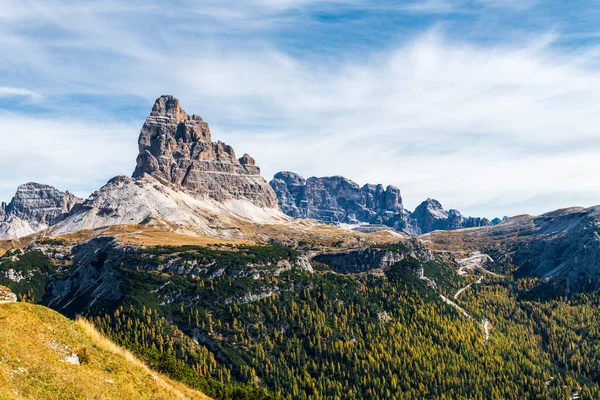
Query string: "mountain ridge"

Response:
xmin=270 ymin=171 xmax=492 ymax=235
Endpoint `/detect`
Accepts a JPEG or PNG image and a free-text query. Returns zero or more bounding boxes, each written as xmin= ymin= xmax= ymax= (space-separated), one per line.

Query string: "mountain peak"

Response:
xmin=150 ymin=95 xmax=189 ymax=121
xmin=423 ymin=198 xmax=444 ymax=209
xmin=0 ymin=182 xmax=82 ymax=239
xmin=132 ymin=96 xmax=278 ymax=208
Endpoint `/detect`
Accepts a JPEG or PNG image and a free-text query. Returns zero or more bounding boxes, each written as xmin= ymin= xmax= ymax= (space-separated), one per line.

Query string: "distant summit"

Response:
xmin=412 ymin=198 xmax=491 ymax=234
xmin=0 ymin=183 xmax=82 ymax=240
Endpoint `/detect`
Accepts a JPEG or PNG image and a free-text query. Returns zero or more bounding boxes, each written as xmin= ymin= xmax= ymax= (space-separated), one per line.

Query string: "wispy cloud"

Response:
xmin=0 ymin=87 xmax=44 ymax=103
xmin=0 ymin=111 xmax=137 ymax=199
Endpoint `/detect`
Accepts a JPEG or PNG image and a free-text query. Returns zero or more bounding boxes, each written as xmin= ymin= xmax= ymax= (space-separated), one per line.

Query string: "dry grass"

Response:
xmin=53 ymin=225 xmax=251 ymax=247
xmin=0 ymin=302 xmax=211 ymax=400
xmin=2 ymin=215 xmax=412 ymax=258
xmin=0 ymin=238 xmax=31 ymax=257
xmin=0 ymin=218 xmax=410 ymax=254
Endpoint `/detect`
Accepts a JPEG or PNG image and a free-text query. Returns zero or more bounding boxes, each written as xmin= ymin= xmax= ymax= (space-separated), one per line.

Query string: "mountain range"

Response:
xmin=2 ymin=95 xmax=600 ymax=399
xmin=270 ymin=171 xmax=495 ymax=235
xmin=1 ymin=95 xmax=598 ymax=291
xmin=0 ymin=97 xmax=496 ymax=241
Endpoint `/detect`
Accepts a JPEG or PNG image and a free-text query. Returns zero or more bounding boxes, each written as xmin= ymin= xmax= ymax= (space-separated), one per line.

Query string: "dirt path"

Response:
xmin=421 ymin=269 xmax=491 ymax=344
xmin=439 ymin=294 xmax=471 ymax=318
xmin=453 ymin=276 xmax=483 ymax=300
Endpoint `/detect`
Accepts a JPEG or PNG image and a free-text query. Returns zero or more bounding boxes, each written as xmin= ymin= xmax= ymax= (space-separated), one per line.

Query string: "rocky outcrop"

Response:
xmin=0 ymin=183 xmax=83 ymax=240
xmin=491 ymin=216 xmax=509 ymax=225
xmin=5 ymin=183 xmax=82 ymax=225
xmin=0 ymin=285 xmax=17 ymax=302
xmin=270 ymin=171 xmax=418 ymax=234
xmin=411 ymin=198 xmax=491 ymax=234
xmin=133 ymin=95 xmax=278 ymax=208
xmin=313 ymin=239 xmax=432 ymax=274
xmin=506 ymin=207 xmax=600 ymax=291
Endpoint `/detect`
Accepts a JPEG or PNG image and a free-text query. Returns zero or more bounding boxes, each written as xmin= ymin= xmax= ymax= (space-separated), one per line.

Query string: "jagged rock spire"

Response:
xmin=133 ymin=95 xmax=278 ymax=208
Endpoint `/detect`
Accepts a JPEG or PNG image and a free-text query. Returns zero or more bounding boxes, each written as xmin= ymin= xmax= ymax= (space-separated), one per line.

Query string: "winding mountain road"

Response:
xmin=420 ymin=260 xmax=494 ymax=345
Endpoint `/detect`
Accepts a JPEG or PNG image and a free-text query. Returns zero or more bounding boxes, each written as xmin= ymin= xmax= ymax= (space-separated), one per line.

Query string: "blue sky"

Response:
xmin=2 ymin=0 xmax=600 ymax=218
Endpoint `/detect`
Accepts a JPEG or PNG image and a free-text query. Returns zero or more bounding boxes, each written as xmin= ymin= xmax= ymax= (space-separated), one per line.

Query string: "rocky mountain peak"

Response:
xmin=412 ymin=198 xmax=491 ymax=233
xmin=150 ymin=94 xmax=190 ymax=122
xmin=413 ymin=198 xmax=449 ymax=219
xmin=6 ymin=183 xmax=82 ymax=225
xmin=270 ymin=172 xmax=493 ymax=235
xmin=239 ymin=153 xmax=256 ymax=166
xmin=132 ymin=95 xmax=278 ymax=208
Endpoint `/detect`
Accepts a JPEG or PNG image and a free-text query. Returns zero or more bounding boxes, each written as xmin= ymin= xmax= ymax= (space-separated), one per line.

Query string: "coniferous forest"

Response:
xmin=3 ymin=243 xmax=600 ymax=399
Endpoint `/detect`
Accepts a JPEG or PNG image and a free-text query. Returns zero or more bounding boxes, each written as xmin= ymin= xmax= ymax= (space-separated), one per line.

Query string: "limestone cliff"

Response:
xmin=133 ymin=95 xmax=278 ymax=208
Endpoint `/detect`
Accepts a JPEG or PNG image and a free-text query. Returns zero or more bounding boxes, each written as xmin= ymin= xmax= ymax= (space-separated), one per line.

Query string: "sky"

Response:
xmin=1 ymin=0 xmax=600 ymax=218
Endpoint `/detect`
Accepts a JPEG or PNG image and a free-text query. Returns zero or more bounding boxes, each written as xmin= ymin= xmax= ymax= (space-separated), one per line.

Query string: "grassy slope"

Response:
xmin=0 ymin=302 xmax=211 ymax=400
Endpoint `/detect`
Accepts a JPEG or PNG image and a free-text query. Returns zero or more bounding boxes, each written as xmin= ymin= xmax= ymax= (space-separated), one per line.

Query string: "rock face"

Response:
xmin=46 ymin=237 xmax=123 ymax=317
xmin=270 ymin=172 xmax=491 ymax=235
xmin=133 ymin=95 xmax=278 ymax=208
xmin=0 ymin=183 xmax=82 ymax=240
xmin=505 ymin=207 xmax=600 ymax=291
xmin=4 ymin=183 xmax=82 ymax=225
xmin=411 ymin=198 xmax=491 ymax=234
xmin=270 ymin=172 xmax=418 ymax=234
xmin=313 ymin=239 xmax=432 ymax=274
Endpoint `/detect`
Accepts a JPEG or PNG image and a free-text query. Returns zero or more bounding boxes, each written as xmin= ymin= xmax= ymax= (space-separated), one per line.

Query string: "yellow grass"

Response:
xmin=0 ymin=302 xmax=211 ymax=400
xmin=54 ymin=225 xmax=251 ymax=247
